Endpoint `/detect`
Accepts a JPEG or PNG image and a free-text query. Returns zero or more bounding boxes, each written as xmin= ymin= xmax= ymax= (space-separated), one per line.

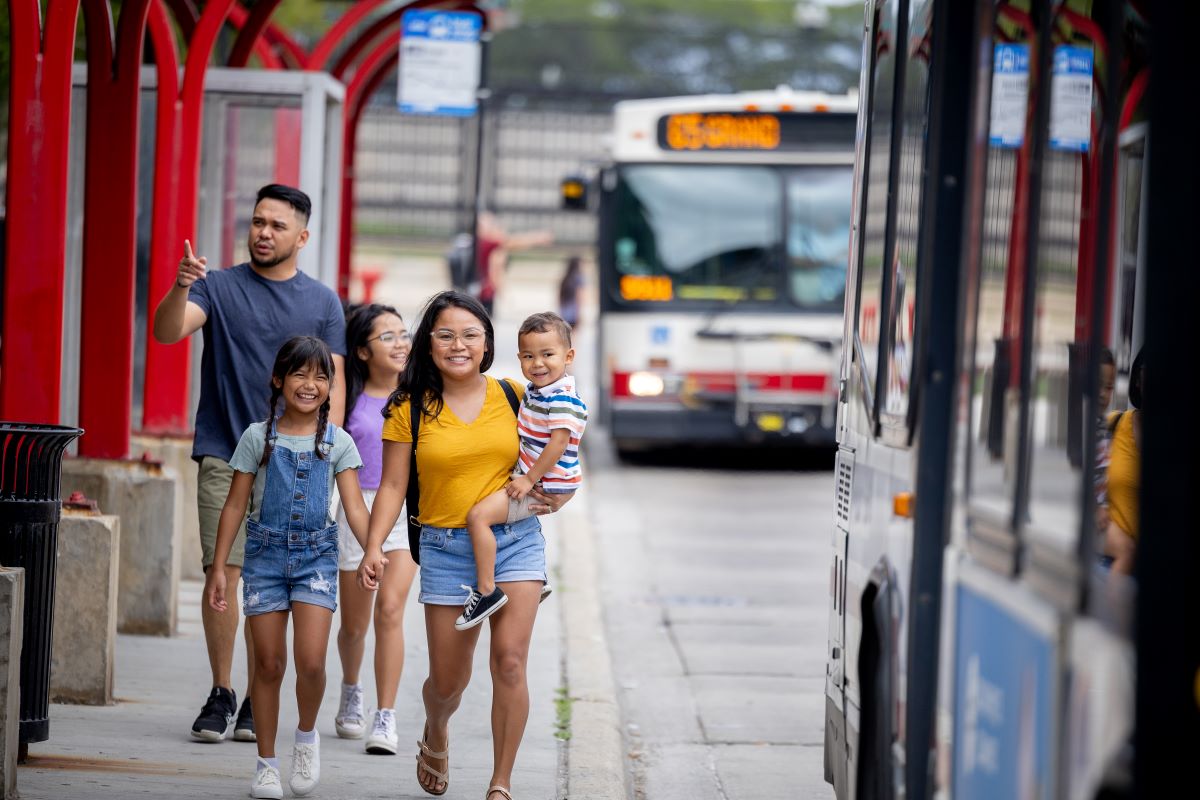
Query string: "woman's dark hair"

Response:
xmin=344 ymin=303 xmax=402 ymax=437
xmin=1128 ymin=348 xmax=1144 ymax=410
xmin=385 ymin=291 xmax=494 ymax=420
xmin=262 ymin=336 xmax=335 ymax=465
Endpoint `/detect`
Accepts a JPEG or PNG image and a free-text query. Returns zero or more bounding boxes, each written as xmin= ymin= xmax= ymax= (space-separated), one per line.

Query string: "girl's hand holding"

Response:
xmin=506 ymin=474 xmax=534 ymax=499
xmin=357 ymin=549 xmax=390 ymax=591
xmin=206 ymin=569 xmax=228 ymax=612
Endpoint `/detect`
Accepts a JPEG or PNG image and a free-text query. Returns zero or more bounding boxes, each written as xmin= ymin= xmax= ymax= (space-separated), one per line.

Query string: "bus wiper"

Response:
xmin=694 ymin=328 xmax=836 ymax=351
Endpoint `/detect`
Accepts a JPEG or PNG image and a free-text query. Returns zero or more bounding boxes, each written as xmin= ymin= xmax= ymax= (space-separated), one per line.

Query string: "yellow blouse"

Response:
xmin=381 ymin=377 xmax=524 ymax=528
xmin=1106 ymin=410 xmax=1139 ymax=540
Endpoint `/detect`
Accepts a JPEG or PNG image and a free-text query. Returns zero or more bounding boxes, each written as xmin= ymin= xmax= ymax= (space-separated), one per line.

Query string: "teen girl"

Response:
xmin=332 ymin=304 xmax=419 ymax=754
xmin=206 ymin=336 xmax=369 ymax=799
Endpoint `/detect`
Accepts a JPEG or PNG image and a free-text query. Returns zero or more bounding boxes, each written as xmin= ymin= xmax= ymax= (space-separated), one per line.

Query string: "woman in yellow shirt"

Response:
xmin=358 ymin=291 xmax=568 ymax=800
xmin=1105 ymin=350 xmax=1143 ymax=575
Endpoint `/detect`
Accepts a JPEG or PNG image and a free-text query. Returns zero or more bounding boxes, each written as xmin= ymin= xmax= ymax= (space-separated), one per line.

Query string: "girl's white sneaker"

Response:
xmin=250 ymin=761 xmax=283 ymax=799
xmin=289 ymin=734 xmax=321 ymax=796
xmin=365 ymin=708 xmax=398 ymax=755
xmin=335 ymin=683 xmax=365 ymax=739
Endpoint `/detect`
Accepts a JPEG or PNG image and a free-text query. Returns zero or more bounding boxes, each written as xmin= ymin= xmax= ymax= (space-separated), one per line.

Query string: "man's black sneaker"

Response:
xmin=233 ymin=696 xmax=256 ymax=742
xmin=191 ymin=687 xmax=236 ymax=742
xmin=454 ymin=584 xmax=508 ymax=631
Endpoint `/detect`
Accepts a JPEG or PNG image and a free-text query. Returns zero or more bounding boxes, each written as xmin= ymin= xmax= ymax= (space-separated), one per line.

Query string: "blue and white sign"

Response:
xmin=951 ymin=583 xmax=1056 ymax=800
xmin=1049 ymin=45 xmax=1094 ymax=152
xmin=398 ymin=10 xmax=482 ymax=116
xmin=989 ymin=44 xmax=1029 ymax=148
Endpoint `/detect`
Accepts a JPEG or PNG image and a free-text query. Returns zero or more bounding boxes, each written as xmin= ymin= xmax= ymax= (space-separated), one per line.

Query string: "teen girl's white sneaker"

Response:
xmin=365 ymin=708 xmax=399 ymax=755
xmin=334 ymin=682 xmax=365 ymax=739
xmin=249 ymin=761 xmax=283 ymax=799
xmin=289 ymin=734 xmax=321 ymax=796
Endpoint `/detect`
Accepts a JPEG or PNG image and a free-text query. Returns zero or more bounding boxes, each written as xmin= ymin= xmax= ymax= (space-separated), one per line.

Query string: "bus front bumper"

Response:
xmin=610 ymin=402 xmax=835 ymax=447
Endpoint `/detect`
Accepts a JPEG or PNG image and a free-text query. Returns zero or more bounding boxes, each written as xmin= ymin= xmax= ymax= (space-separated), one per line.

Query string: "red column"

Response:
xmin=139 ymin=0 xmax=238 ymax=435
xmin=76 ymin=0 xmax=154 ymax=459
xmin=1 ymin=0 xmax=82 ymax=424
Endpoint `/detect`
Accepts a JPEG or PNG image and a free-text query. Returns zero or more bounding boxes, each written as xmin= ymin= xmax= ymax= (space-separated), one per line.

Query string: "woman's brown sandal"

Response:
xmin=486 ymin=787 xmax=513 ymax=800
xmin=415 ymin=725 xmax=449 ymax=796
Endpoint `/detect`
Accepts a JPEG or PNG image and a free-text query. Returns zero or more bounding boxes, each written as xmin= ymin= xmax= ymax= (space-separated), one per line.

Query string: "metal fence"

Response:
xmin=353 ymin=100 xmax=611 ymax=246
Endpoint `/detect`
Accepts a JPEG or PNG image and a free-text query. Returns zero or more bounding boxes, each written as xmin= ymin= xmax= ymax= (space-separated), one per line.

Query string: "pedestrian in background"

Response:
xmin=558 ymin=256 xmax=585 ymax=329
xmin=356 ymin=291 xmax=572 ymax=800
xmin=332 ymin=303 xmax=419 ymax=755
xmin=152 ymin=184 xmax=347 ymax=744
xmin=475 ymin=211 xmax=554 ymax=318
xmin=1106 ymin=349 xmax=1144 ymax=575
xmin=206 ymin=336 xmax=368 ymax=798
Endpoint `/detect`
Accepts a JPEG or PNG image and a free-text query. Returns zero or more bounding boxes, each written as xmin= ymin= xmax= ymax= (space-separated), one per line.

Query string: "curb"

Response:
xmin=556 ymin=486 xmax=629 ymax=800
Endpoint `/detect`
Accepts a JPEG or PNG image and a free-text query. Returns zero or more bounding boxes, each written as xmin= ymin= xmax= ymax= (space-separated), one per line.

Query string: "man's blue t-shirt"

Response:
xmin=188 ymin=263 xmax=346 ymax=463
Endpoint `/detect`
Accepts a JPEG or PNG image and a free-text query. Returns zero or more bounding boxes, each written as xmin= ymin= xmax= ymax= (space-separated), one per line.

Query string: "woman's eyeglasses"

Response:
xmin=432 ymin=329 xmax=484 ymax=347
xmin=369 ymin=331 xmax=411 ymax=345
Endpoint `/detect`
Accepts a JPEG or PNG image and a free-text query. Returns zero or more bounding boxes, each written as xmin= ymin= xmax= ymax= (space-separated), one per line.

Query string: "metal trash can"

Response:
xmin=0 ymin=423 xmax=83 ymax=743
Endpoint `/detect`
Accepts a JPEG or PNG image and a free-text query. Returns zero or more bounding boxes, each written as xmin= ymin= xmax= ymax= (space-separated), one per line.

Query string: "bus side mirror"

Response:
xmin=561 ymin=175 xmax=588 ymax=211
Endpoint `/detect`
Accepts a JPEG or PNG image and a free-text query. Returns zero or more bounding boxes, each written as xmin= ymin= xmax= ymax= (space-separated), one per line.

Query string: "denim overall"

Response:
xmin=242 ymin=422 xmax=340 ymax=615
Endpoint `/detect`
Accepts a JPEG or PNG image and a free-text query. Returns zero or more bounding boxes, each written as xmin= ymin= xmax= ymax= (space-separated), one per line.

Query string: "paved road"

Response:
xmin=587 ymin=439 xmax=836 ymax=800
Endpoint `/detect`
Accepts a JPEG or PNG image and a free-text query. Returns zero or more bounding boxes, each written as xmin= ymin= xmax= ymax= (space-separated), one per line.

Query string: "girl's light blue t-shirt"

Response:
xmin=228 ymin=421 xmax=362 ymax=526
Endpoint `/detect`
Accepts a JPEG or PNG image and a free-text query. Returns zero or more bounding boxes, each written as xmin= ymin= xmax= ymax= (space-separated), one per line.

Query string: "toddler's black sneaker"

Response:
xmin=454 ymin=585 xmax=508 ymax=630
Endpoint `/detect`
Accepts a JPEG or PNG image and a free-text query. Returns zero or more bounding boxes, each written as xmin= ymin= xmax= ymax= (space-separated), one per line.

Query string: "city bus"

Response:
xmin=585 ymin=88 xmax=858 ymax=455
xmin=823 ymin=1 xmax=1196 ymax=799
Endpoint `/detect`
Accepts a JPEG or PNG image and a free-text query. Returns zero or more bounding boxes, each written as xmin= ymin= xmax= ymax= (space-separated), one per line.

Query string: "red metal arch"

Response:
xmin=307 ymin=0 xmax=395 ymax=70
xmin=228 ymin=0 xmax=286 ymax=68
xmin=1 ymin=0 xmax=83 ymax=423
xmin=139 ymin=0 xmax=241 ymax=436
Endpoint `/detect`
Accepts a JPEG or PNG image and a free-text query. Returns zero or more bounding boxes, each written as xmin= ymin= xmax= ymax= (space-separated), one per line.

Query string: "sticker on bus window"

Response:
xmin=989 ymin=44 xmax=1028 ymax=149
xmin=1049 ymin=45 xmax=1093 ymax=153
xmin=620 ymin=275 xmax=673 ymax=302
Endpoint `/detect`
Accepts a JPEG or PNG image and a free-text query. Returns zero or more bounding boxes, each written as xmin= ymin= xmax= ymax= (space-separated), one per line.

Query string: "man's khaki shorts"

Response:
xmin=197 ymin=456 xmax=248 ymax=570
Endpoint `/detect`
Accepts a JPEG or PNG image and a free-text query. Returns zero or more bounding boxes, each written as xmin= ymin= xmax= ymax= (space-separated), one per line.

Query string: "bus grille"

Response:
xmin=835 ymin=452 xmax=853 ymax=529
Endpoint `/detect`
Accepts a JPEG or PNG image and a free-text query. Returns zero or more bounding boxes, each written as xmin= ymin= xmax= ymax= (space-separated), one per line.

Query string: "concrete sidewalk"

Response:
xmin=15 ymin=495 xmax=623 ymax=800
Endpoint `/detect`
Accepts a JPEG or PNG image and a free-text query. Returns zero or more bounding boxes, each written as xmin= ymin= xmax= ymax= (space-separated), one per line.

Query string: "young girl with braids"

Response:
xmin=206 ymin=336 xmax=369 ymax=799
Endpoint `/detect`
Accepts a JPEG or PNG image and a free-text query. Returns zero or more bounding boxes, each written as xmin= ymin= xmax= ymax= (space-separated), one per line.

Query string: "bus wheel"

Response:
xmin=856 ymin=586 xmax=895 ymax=800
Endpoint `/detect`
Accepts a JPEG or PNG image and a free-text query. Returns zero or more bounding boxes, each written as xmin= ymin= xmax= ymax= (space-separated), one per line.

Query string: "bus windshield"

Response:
xmin=610 ymin=164 xmax=851 ymax=310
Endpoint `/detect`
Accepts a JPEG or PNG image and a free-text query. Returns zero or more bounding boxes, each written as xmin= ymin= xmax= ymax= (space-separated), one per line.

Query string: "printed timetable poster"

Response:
xmin=398 ymin=10 xmax=482 ymax=116
xmin=1050 ymin=45 xmax=1094 ymax=152
xmin=989 ymin=43 xmax=1029 ymax=148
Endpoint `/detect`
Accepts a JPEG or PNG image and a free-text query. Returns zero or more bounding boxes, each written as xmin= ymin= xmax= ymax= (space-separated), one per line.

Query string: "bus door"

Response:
xmin=945 ymin=1 xmax=1132 ymax=798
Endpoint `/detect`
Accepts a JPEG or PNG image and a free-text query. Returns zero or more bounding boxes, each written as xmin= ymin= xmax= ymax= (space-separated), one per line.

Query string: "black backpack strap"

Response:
xmin=498 ymin=377 xmax=521 ymax=417
xmin=406 ymin=398 xmax=422 ymax=563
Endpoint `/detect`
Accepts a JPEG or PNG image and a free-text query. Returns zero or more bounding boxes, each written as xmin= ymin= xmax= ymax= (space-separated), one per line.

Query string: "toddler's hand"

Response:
xmin=206 ymin=569 xmax=228 ymax=613
xmin=506 ymin=475 xmax=534 ymax=500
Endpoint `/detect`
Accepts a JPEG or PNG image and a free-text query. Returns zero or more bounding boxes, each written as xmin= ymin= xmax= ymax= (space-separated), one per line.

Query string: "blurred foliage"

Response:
xmin=489 ymin=0 xmax=864 ymax=102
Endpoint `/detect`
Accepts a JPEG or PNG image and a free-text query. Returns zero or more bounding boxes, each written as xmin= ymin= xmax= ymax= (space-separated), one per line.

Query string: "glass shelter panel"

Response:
xmin=965 ymin=6 xmax=1037 ymax=525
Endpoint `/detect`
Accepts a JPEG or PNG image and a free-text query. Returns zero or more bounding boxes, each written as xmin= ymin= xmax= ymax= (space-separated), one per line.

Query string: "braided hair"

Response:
xmin=260 ymin=336 xmax=336 ymax=466
xmin=344 ymin=302 xmax=402 ymax=439
xmin=385 ymin=291 xmax=494 ymax=422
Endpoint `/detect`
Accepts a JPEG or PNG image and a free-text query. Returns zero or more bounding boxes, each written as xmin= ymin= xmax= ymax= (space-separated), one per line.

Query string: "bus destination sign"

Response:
xmin=657 ymin=111 xmax=855 ymax=152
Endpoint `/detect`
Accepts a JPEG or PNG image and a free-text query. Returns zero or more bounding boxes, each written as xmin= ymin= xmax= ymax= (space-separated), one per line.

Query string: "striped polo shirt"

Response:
xmin=516 ymin=374 xmax=588 ymax=494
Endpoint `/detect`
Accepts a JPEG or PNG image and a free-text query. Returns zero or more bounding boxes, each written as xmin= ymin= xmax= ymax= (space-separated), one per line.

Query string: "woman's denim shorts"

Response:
xmin=417 ymin=515 xmax=546 ymax=605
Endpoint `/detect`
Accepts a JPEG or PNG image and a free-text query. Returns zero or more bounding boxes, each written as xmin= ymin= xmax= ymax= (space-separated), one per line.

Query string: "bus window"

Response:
xmin=785 ymin=168 xmax=853 ymax=312
xmin=1025 ymin=14 xmax=1112 ymax=554
xmin=854 ymin=0 xmax=905 ymax=415
xmin=964 ymin=6 xmax=1037 ymax=526
xmin=609 ymin=165 xmax=784 ymax=306
xmin=883 ymin=0 xmax=934 ymax=424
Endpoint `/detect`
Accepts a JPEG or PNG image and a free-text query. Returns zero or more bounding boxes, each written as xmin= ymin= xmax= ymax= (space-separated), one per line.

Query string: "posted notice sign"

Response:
xmin=1049 ymin=45 xmax=1094 ymax=152
xmin=989 ymin=44 xmax=1029 ymax=148
xmin=398 ymin=10 xmax=482 ymax=116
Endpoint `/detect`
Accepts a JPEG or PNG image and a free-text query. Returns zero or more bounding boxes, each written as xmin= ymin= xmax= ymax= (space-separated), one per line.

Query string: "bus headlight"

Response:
xmin=627 ymin=371 xmax=665 ymax=397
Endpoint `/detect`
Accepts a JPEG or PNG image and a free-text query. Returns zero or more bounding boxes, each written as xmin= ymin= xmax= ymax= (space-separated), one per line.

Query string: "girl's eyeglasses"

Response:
xmin=369 ymin=331 xmax=411 ymax=345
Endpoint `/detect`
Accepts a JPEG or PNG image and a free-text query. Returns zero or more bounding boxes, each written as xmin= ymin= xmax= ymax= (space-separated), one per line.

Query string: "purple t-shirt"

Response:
xmin=347 ymin=393 xmax=388 ymax=489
